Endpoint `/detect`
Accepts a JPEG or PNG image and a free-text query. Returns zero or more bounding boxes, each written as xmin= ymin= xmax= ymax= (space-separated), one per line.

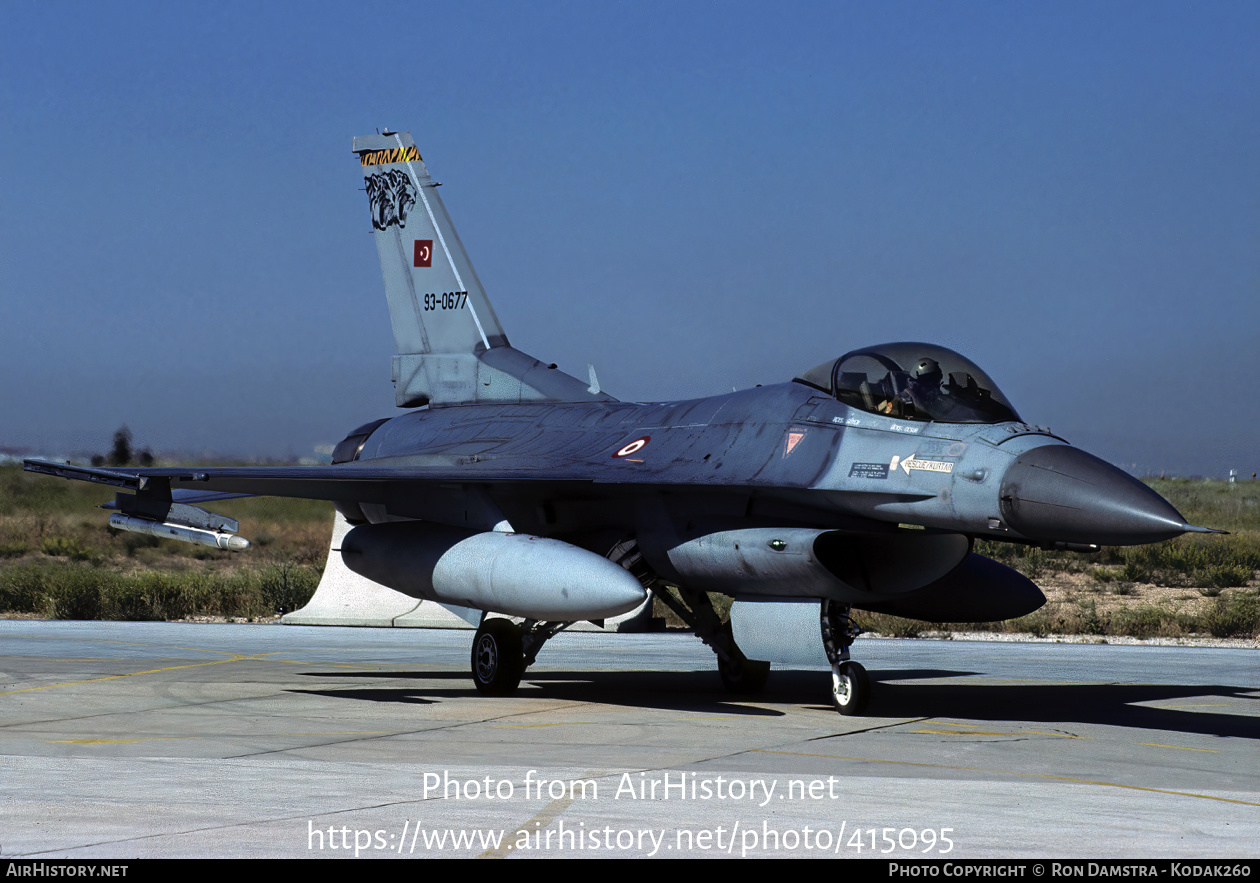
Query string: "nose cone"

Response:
xmin=1000 ymin=445 xmax=1189 ymax=545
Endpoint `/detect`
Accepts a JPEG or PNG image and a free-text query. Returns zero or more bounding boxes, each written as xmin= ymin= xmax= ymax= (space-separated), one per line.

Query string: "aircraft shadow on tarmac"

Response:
xmin=868 ymin=673 xmax=1257 ymax=740
xmin=289 ymin=669 xmax=787 ymax=716
xmin=287 ymin=667 xmax=1258 ymax=735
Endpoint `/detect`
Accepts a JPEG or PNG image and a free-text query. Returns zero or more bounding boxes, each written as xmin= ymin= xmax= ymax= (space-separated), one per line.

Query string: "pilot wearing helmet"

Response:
xmin=912 ymin=357 xmax=943 ymax=392
xmin=896 ymin=356 xmax=945 ymax=417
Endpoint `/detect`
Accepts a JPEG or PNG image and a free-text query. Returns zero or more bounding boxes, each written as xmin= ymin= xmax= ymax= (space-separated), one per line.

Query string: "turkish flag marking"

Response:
xmin=414 ymin=240 xmax=433 ymax=267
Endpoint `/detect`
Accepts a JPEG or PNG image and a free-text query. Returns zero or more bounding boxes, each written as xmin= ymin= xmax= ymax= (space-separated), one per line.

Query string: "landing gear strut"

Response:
xmin=651 ymin=586 xmax=770 ymax=695
xmin=470 ymin=617 xmax=572 ymax=696
xmin=821 ymin=599 xmax=869 ymax=715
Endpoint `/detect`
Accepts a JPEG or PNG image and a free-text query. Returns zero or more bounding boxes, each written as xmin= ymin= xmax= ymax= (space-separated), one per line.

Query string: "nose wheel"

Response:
xmin=821 ymin=600 xmax=869 ymax=715
xmin=830 ymin=660 xmax=869 ymax=715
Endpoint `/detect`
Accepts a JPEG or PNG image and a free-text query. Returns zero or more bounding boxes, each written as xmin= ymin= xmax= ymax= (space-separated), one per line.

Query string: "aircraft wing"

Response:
xmin=21 ymin=455 xmax=931 ymax=536
xmin=21 ymin=457 xmax=575 ymax=504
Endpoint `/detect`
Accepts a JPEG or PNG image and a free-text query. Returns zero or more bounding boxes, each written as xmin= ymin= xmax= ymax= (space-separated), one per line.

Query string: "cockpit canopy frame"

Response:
xmin=795 ymin=342 xmax=1021 ymax=425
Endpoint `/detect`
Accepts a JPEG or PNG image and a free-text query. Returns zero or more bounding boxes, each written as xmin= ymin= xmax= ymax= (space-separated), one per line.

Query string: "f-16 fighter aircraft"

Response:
xmin=26 ymin=130 xmax=1217 ymax=715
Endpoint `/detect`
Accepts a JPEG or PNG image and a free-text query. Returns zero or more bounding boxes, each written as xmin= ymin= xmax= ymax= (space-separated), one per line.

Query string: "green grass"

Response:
xmin=1202 ymin=592 xmax=1260 ymax=638
xmin=0 ymin=465 xmax=331 ymax=621
xmin=1146 ymin=478 xmax=1260 ymax=535
xmin=39 ymin=536 xmax=97 ymax=561
xmin=0 ymin=560 xmax=319 ymax=621
xmin=1115 ymin=535 xmax=1260 ymax=588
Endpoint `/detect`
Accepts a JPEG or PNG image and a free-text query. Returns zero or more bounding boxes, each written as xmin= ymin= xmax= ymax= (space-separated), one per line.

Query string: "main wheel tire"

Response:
xmin=831 ymin=660 xmax=869 ymax=715
xmin=718 ymin=655 xmax=771 ymax=694
xmin=471 ymin=619 xmax=524 ymax=696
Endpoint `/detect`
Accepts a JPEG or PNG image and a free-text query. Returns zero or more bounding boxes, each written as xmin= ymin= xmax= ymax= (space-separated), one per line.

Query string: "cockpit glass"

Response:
xmin=795 ymin=342 xmax=1021 ymax=424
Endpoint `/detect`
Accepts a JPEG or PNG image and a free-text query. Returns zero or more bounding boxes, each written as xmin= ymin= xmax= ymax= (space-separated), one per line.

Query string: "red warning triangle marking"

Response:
xmin=784 ymin=431 xmax=805 ymax=457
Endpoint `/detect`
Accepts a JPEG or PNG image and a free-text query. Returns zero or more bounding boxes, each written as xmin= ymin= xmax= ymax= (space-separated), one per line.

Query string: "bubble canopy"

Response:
xmin=795 ymin=342 xmax=1022 ymax=425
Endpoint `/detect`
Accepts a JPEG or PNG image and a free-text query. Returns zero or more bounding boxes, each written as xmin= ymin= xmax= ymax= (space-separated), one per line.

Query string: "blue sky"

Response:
xmin=1 ymin=2 xmax=1256 ymax=475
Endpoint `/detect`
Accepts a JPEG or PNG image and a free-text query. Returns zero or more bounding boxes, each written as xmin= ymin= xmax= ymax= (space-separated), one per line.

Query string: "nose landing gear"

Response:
xmin=822 ymin=600 xmax=869 ymax=715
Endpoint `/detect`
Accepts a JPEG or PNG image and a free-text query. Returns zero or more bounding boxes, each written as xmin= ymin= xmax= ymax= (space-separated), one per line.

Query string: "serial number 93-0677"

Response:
xmin=424 ymin=291 xmax=468 ymax=311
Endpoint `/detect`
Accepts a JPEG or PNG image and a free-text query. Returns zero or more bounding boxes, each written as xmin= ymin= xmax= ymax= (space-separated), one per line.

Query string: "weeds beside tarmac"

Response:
xmin=0 ymin=465 xmax=326 ymax=622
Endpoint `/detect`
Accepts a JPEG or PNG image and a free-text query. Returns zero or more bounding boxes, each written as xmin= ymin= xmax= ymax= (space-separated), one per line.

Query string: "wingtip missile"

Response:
xmin=108 ymin=513 xmax=251 ymax=552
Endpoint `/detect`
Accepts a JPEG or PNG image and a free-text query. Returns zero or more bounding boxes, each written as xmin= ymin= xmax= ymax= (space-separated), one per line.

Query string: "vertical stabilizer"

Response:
xmin=353 ymin=132 xmax=612 ymax=407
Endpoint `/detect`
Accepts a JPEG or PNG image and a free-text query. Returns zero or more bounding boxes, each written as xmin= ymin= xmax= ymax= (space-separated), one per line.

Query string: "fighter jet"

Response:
xmin=25 ymin=130 xmax=1217 ymax=715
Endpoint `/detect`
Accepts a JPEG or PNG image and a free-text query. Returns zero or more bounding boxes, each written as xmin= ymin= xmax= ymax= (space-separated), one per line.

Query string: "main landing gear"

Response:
xmin=469 ymin=596 xmax=871 ymax=717
xmin=821 ymin=599 xmax=869 ymax=715
xmin=470 ymin=617 xmax=572 ymax=696
xmin=650 ymin=586 xmax=771 ymax=696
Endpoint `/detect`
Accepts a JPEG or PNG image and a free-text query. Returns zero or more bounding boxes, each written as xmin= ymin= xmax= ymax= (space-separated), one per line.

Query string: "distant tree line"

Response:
xmin=91 ymin=426 xmax=154 ymax=468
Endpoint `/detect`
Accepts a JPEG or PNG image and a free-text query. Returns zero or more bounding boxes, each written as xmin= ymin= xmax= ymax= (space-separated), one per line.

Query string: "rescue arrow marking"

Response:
xmin=897 ymin=454 xmax=954 ymax=475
